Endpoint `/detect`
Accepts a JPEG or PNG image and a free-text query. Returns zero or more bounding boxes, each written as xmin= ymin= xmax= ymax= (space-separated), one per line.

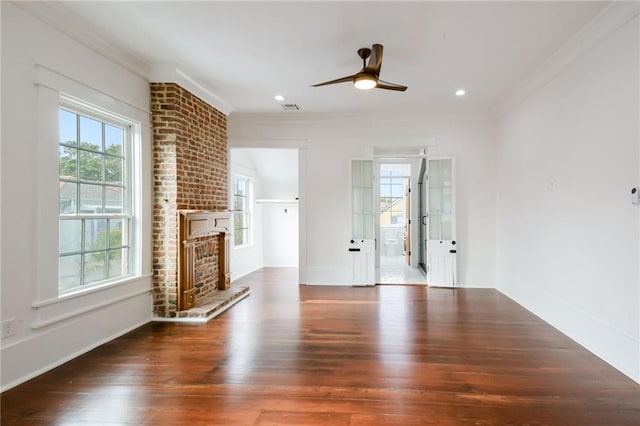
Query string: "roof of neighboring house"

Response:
xmin=59 ymin=180 xmax=123 ymax=207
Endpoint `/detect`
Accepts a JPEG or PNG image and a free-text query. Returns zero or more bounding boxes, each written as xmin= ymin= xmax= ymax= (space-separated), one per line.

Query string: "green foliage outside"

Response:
xmin=59 ymin=141 xmax=123 ymax=183
xmin=90 ymin=226 xmax=123 ymax=262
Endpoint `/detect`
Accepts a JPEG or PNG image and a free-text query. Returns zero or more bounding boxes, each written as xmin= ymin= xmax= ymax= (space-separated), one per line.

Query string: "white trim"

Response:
xmin=1 ymin=315 xmax=151 ymax=393
xmin=499 ymin=286 xmax=640 ymax=383
xmin=37 ymin=64 xmax=151 ymax=119
xmin=32 ymin=287 xmax=152 ymax=329
xmin=32 ymin=273 xmax=153 ymax=308
xmin=13 ymin=4 xmax=233 ymax=116
xmin=13 ymin=1 xmax=150 ymax=80
xmin=31 ymin=276 xmax=152 ymax=329
xmin=298 ymin=148 xmax=307 ymax=285
xmin=227 ymin=141 xmax=307 ymax=285
xmin=229 ymin=111 xmax=492 ymax=126
xmin=495 ymin=1 xmax=640 ymax=116
xmin=232 ymin=174 xmax=253 ymax=247
xmin=228 ymin=138 xmax=309 ymax=150
xmin=256 ymin=198 xmax=298 ymax=204
xmin=150 ymin=64 xmax=234 ymax=115
xmin=33 ymin=69 xmax=150 ymax=311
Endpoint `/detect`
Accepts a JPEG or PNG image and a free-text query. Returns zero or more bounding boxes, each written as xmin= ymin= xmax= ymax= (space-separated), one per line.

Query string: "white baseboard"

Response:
xmin=1 ymin=294 xmax=152 ymax=392
xmin=498 ymin=285 xmax=639 ymax=383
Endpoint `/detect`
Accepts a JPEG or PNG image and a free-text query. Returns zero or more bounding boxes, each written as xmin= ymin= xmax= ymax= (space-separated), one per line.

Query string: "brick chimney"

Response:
xmin=150 ymin=83 xmax=228 ymax=318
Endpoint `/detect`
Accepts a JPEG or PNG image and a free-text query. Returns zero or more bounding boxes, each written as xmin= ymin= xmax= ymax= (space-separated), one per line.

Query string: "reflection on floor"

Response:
xmin=376 ymin=254 xmax=427 ymax=284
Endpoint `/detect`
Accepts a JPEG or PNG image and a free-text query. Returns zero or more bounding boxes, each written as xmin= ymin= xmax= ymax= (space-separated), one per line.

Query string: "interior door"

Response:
xmin=426 ymin=158 xmax=456 ymax=286
xmin=349 ymin=159 xmax=375 ymax=285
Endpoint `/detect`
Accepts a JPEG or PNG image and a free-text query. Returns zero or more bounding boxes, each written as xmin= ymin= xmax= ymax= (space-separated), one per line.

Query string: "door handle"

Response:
xmin=449 ymin=250 xmax=456 ymax=254
xmin=421 ymin=216 xmax=427 ymax=225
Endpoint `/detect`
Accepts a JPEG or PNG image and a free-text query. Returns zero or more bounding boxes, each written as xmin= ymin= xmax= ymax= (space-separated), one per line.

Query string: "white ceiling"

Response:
xmin=38 ymin=1 xmax=609 ymax=115
xmin=233 ymin=148 xmax=298 ymax=197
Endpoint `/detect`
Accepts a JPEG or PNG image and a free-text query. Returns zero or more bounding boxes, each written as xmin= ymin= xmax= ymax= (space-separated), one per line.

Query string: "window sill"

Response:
xmin=234 ymin=244 xmax=253 ymax=251
xmin=33 ymin=273 xmax=152 ymax=308
xmin=31 ymin=273 xmax=153 ymax=329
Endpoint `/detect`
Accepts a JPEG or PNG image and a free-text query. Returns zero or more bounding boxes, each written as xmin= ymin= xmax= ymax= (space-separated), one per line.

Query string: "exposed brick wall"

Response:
xmin=151 ymin=83 xmax=227 ymax=318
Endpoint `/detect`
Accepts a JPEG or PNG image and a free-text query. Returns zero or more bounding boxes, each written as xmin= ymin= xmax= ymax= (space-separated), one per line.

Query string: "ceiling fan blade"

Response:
xmin=376 ymin=79 xmax=407 ymax=92
xmin=311 ymin=74 xmax=356 ymax=87
xmin=364 ymin=44 xmax=383 ymax=75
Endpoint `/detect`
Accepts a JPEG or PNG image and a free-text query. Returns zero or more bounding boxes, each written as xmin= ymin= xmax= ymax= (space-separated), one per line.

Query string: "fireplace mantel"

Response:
xmin=177 ymin=210 xmax=231 ymax=310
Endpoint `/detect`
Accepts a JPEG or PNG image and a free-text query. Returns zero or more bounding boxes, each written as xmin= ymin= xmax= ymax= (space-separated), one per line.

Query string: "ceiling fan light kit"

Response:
xmin=354 ymin=74 xmax=377 ymax=90
xmin=312 ymin=43 xmax=407 ymax=92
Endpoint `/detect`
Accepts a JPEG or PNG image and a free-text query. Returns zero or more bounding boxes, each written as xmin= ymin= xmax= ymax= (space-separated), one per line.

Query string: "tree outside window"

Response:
xmin=58 ymin=107 xmax=132 ymax=293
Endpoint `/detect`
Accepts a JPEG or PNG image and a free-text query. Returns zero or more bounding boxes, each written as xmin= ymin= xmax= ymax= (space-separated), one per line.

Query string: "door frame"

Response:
xmin=374 ymin=159 xmax=421 ymax=270
xmin=417 ymin=158 xmax=428 ymax=275
xmin=227 ymin=139 xmax=307 ymax=283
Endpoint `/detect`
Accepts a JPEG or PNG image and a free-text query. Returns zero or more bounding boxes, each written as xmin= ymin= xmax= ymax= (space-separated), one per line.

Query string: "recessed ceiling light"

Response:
xmin=455 ymin=89 xmax=466 ymax=96
xmin=274 ymin=94 xmax=285 ymax=101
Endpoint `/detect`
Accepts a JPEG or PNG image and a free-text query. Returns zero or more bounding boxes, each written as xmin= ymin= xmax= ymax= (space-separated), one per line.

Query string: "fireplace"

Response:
xmin=177 ymin=210 xmax=231 ymax=311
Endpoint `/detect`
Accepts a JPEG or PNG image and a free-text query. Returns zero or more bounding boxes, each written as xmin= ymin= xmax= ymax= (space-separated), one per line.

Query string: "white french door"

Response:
xmin=350 ymin=159 xmax=375 ymax=285
xmin=426 ymin=158 xmax=457 ymax=286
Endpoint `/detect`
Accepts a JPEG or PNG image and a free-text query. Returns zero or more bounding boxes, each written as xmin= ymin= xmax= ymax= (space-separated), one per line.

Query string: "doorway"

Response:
xmin=228 ymin=148 xmax=300 ymax=281
xmin=376 ymin=162 xmax=427 ymax=284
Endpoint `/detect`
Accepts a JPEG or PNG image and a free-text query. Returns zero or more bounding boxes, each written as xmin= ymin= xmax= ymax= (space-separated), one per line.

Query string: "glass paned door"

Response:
xmin=426 ymin=158 xmax=457 ymax=286
xmin=350 ymin=160 xmax=375 ymax=285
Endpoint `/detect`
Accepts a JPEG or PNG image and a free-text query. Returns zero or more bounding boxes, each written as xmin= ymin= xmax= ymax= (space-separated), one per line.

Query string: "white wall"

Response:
xmin=495 ymin=15 xmax=640 ymax=382
xmin=1 ymin=3 xmax=153 ymax=390
xmin=229 ymin=114 xmax=497 ymax=287
xmin=252 ymin=149 xmax=299 ymax=267
xmin=263 ymin=203 xmax=299 ymax=267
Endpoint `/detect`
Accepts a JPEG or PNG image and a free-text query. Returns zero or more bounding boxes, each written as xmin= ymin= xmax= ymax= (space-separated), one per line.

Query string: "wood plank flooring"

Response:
xmin=2 ymin=267 xmax=639 ymax=425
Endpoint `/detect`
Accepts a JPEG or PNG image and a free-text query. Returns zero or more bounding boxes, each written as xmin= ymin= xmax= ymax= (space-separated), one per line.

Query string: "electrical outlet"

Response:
xmin=2 ymin=319 xmax=17 ymax=339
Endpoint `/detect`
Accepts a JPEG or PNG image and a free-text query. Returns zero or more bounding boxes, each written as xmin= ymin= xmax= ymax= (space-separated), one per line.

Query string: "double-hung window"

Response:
xmin=233 ymin=176 xmax=252 ymax=247
xmin=58 ymin=102 xmax=134 ymax=294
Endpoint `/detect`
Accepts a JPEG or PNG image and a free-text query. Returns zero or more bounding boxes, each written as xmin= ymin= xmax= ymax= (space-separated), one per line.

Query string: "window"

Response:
xmin=379 ymin=165 xmax=410 ymax=226
xmin=233 ymin=176 xmax=251 ymax=247
xmin=58 ymin=103 xmax=134 ymax=293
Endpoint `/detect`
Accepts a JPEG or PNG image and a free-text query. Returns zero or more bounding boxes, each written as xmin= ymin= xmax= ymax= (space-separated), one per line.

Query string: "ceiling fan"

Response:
xmin=312 ymin=43 xmax=407 ymax=92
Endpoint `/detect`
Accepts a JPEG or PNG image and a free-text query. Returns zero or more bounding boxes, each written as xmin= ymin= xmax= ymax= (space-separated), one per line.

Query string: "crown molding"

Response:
xmin=12 ymin=1 xmax=150 ymax=80
xmin=12 ymin=1 xmax=234 ymax=116
xmin=494 ymin=1 xmax=640 ymax=117
xmin=150 ymin=64 xmax=234 ymax=115
xmin=228 ymin=110 xmax=493 ymax=127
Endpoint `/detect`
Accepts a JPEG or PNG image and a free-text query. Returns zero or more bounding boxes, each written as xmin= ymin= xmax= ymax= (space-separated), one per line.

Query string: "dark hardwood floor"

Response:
xmin=2 ymin=267 xmax=639 ymax=425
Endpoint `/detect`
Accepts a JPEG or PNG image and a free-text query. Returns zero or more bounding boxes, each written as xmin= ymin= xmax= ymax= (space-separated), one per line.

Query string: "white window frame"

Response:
xmin=30 ymin=65 xmax=151 ymax=329
xmin=57 ymin=98 xmax=137 ymax=294
xmin=232 ymin=175 xmax=252 ymax=248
